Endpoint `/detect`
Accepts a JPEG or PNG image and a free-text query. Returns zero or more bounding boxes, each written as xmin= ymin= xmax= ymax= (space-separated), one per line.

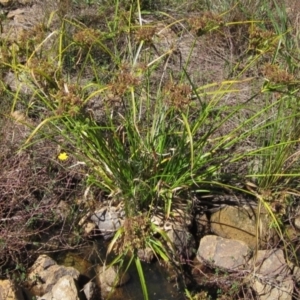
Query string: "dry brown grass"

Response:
xmin=0 ymin=114 xmax=89 ymax=275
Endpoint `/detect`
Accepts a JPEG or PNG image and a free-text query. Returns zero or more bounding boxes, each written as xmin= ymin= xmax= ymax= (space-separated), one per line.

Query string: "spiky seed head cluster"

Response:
xmin=187 ymin=12 xmax=223 ymax=35
xmin=248 ymin=25 xmax=278 ymax=53
xmin=73 ymin=28 xmax=102 ymax=47
xmin=134 ymin=25 xmax=156 ymax=43
xmin=20 ymin=23 xmax=47 ymax=47
xmin=163 ymin=81 xmax=192 ymax=109
xmin=27 ymin=58 xmax=58 ymax=85
xmin=110 ymin=64 xmax=142 ymax=96
xmin=263 ymin=63 xmax=295 ymax=84
xmin=53 ymin=83 xmax=83 ymax=116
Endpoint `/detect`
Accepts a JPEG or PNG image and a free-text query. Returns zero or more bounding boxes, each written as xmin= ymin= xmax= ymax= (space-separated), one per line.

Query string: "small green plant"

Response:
xmin=185 ymin=289 xmax=212 ymax=300
xmin=229 ymin=281 xmax=240 ymax=295
xmin=12 ymin=263 xmax=27 ymax=283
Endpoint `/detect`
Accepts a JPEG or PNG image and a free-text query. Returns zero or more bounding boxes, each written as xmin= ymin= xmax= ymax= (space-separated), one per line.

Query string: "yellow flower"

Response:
xmin=58 ymin=152 xmax=68 ymax=161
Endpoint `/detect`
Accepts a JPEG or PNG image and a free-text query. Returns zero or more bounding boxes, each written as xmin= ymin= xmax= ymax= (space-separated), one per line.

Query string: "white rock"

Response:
xmin=27 ymin=255 xmax=80 ymax=296
xmin=37 ymin=275 xmax=80 ymax=300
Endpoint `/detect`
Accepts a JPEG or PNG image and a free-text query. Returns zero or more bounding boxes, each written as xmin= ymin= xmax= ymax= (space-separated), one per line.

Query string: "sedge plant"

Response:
xmin=3 ymin=0 xmax=300 ymax=298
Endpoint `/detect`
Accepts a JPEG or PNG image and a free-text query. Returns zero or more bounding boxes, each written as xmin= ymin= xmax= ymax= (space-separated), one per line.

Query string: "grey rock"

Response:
xmin=197 ymin=235 xmax=250 ymax=270
xmin=96 ymin=265 xmax=130 ymax=288
xmin=4 ymin=71 xmax=33 ymax=95
xmin=250 ymin=249 xmax=288 ymax=276
xmin=91 ymin=207 xmax=125 ymax=239
xmin=249 ymin=249 xmax=293 ymax=300
xmin=83 ymin=281 xmax=101 ymax=300
xmin=29 ymin=254 xmax=57 ymax=271
xmin=95 ymin=264 xmax=130 ymax=300
xmin=167 ymin=224 xmax=195 ymax=258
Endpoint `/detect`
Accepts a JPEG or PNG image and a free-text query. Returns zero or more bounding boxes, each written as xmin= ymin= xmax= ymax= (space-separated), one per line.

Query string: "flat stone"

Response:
xmin=4 ymin=71 xmax=33 ymax=95
xmin=197 ymin=235 xmax=250 ymax=270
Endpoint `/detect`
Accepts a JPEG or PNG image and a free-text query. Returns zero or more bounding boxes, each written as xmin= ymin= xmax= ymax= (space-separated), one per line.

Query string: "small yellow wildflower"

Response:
xmin=58 ymin=152 xmax=68 ymax=161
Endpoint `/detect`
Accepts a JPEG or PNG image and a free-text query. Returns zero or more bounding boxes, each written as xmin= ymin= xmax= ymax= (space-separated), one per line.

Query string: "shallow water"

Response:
xmin=56 ymin=241 xmax=186 ymax=300
xmin=114 ymin=261 xmax=185 ymax=300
